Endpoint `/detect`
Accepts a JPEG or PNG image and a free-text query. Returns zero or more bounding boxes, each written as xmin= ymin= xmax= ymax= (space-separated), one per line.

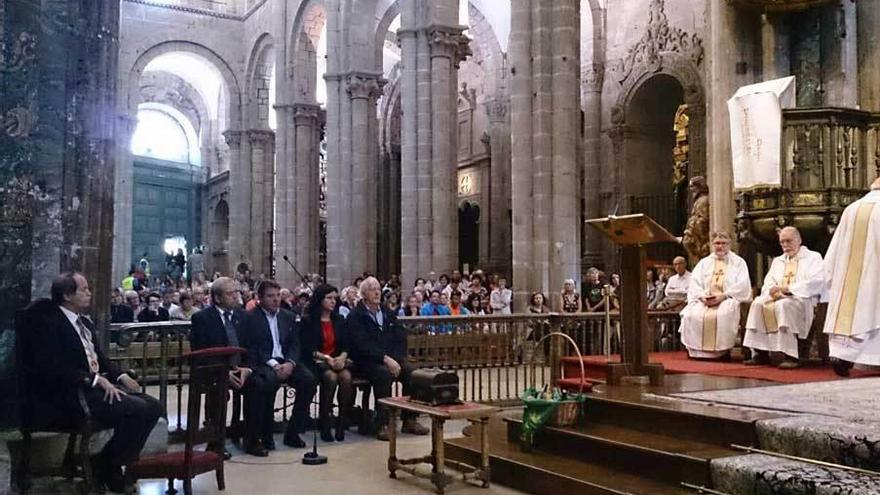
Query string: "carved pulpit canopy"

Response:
xmin=728 ymin=0 xmax=836 ymax=12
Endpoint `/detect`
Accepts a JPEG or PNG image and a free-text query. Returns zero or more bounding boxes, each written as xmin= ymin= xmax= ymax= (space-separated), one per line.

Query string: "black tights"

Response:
xmin=318 ymin=366 xmax=354 ymax=426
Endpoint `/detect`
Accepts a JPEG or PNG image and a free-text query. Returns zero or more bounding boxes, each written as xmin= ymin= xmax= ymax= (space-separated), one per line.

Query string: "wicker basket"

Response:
xmin=530 ymin=331 xmax=586 ymax=427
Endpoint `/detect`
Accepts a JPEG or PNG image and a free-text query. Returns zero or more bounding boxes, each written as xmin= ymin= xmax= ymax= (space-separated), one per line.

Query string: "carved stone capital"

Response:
xmin=247 ymin=129 xmax=275 ymax=145
xmin=223 ymin=129 xmax=244 ymax=148
xmin=428 ymin=25 xmax=471 ymax=65
xmin=3 ymin=104 xmax=36 ymax=139
xmin=346 ymin=73 xmax=384 ymax=101
xmin=484 ymin=97 xmax=509 ymax=124
xmin=292 ymin=103 xmax=321 ymax=124
xmin=582 ymin=63 xmax=605 ymax=92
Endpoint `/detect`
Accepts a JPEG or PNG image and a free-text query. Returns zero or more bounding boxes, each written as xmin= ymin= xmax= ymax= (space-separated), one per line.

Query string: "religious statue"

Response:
xmin=681 ymin=176 xmax=710 ymax=265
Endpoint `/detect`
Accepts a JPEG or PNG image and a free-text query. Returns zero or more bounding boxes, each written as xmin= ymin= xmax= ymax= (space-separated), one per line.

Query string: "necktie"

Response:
xmin=223 ymin=311 xmax=241 ymax=367
xmin=76 ymin=317 xmax=100 ymax=373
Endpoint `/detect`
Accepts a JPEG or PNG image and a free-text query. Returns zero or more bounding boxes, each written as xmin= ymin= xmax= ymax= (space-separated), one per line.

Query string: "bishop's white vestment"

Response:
xmin=743 ymin=246 xmax=824 ymax=359
xmin=823 ymin=190 xmax=880 ymax=366
xmin=679 ymin=251 xmax=752 ymax=358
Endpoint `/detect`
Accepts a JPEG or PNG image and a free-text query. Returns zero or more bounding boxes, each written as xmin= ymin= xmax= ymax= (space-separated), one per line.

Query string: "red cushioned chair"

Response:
xmin=126 ymin=346 xmax=245 ymax=495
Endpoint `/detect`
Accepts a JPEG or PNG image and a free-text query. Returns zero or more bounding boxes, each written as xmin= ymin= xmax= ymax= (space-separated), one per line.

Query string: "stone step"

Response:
xmin=712 ymin=453 xmax=880 ymax=495
xmin=503 ymin=413 xmax=739 ymax=487
xmin=580 ymin=387 xmax=762 ymax=447
xmin=445 ymin=416 xmax=692 ymax=495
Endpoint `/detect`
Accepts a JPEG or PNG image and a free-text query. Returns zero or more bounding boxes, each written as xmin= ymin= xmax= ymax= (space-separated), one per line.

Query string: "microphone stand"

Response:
xmin=302 ymin=394 xmax=327 ymax=465
xmin=282 ymin=255 xmax=308 ymax=284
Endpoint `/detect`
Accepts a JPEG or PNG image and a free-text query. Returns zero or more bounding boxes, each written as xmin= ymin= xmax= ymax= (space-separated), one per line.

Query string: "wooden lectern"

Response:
xmin=586 ymin=214 xmax=678 ymax=386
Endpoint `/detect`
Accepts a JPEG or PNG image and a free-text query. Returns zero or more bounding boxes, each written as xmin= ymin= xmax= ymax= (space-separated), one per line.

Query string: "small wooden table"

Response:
xmin=378 ymin=397 xmax=498 ymax=494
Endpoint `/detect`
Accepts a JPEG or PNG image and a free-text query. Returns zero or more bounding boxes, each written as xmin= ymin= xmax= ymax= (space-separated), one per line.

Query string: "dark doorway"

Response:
xmin=458 ymin=201 xmax=480 ymax=273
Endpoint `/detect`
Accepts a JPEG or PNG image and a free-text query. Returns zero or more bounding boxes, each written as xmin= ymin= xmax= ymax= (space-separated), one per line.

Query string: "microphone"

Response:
xmin=282 ymin=255 xmax=307 ymax=282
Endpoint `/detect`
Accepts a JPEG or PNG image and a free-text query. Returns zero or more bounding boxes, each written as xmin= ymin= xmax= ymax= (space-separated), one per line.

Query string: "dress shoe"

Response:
xmin=744 ymin=350 xmax=769 ymax=366
xmin=320 ymin=428 xmax=335 ymax=443
xmin=334 ymin=418 xmax=346 ymax=442
xmin=376 ymin=425 xmax=390 ymax=442
xmin=244 ymin=441 xmax=269 ymax=457
xmin=283 ymin=433 xmax=306 ymax=448
xmin=778 ymin=359 xmax=801 ymax=370
xmin=222 ymin=449 xmax=232 ymax=460
xmin=401 ymin=419 xmax=429 ymax=436
xmin=832 ymin=358 xmax=854 ymax=377
xmin=262 ymin=437 xmax=276 ymax=451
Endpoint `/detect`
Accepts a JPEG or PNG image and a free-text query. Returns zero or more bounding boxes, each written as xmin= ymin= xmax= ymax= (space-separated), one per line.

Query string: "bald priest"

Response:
xmin=823 ymin=177 xmax=880 ymax=376
xmin=743 ymin=227 xmax=825 ymax=369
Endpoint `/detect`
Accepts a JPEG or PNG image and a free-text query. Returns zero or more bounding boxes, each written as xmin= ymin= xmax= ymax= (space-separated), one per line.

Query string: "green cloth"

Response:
xmin=519 ymin=387 xmax=586 ymax=449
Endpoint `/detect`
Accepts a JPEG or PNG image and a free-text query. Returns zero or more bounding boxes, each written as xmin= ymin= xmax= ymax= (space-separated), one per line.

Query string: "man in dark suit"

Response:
xmin=240 ymin=280 xmax=316 ymax=449
xmin=347 ymin=277 xmax=428 ymax=440
xmin=190 ymin=277 xmax=275 ymax=457
xmin=19 ymin=273 xmax=163 ymax=493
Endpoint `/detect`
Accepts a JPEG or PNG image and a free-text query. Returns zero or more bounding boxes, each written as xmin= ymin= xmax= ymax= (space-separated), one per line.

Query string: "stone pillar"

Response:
xmin=223 ymin=129 xmax=249 ymax=273
xmin=581 ymin=63 xmax=604 ymax=270
xmin=347 ymin=73 xmax=383 ymax=279
xmin=485 ymin=96 xmax=511 ymax=277
xmin=706 ymin=3 xmax=758 ymax=240
xmin=246 ymin=129 xmax=275 ymax=278
xmin=858 ymin=0 xmax=880 ymax=112
xmin=112 ymin=113 xmax=137 ymax=285
xmin=399 ymin=1 xmax=469 ymax=288
xmin=510 ymin=0 xmax=582 ymax=310
xmin=0 ymin=0 xmax=119 ymax=338
xmin=821 ymin=1 xmax=858 ymax=108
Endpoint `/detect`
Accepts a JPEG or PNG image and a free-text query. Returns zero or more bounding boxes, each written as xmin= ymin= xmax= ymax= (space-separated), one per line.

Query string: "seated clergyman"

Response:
xmin=679 ymin=231 xmax=752 ymax=359
xmin=657 ymin=256 xmax=691 ymax=311
xmin=743 ymin=227 xmax=824 ymax=369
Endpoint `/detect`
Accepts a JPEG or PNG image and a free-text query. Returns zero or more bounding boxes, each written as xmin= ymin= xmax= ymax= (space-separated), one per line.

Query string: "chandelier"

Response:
xmin=728 ymin=0 xmax=836 ymax=12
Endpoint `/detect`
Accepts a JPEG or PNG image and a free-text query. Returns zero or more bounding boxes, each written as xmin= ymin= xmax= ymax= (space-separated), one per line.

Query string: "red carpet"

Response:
xmin=560 ymin=351 xmax=880 ymax=385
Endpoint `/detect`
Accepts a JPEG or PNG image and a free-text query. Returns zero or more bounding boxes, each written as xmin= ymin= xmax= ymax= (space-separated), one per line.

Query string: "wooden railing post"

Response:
xmin=548 ymin=315 xmax=563 ymax=387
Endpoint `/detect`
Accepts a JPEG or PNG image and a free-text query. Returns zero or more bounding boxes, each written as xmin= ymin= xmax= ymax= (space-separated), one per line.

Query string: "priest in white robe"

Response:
xmin=679 ymin=231 xmax=752 ymax=359
xmin=823 ymin=178 xmax=880 ymax=376
xmin=743 ymin=227 xmax=824 ymax=368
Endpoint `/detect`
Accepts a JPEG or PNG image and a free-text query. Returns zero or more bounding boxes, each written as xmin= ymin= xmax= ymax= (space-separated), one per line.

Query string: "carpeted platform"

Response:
xmin=667 ymin=377 xmax=880 ymax=423
xmin=569 ymin=351 xmax=880 ymax=384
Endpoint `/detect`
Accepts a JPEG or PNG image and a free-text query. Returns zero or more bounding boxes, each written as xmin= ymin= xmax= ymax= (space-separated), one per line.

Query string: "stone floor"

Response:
xmin=1 ymin=416 xmax=526 ymax=495
xmin=665 ymin=376 xmax=880 ymax=422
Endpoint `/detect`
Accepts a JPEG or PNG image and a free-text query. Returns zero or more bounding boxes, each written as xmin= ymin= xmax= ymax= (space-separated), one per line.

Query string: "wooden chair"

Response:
xmin=126 ymin=346 xmax=244 ymax=495
xmin=13 ymin=300 xmax=108 ymax=494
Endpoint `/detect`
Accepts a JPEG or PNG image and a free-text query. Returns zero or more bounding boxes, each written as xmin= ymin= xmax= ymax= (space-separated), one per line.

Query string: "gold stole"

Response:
xmin=702 ymin=258 xmax=727 ymax=351
xmin=761 ymin=258 xmax=799 ymax=333
xmin=833 ymin=202 xmax=876 ymax=336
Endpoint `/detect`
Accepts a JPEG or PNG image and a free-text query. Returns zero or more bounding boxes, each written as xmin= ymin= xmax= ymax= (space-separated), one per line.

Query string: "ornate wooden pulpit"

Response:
xmin=586 ymin=214 xmax=678 ymax=385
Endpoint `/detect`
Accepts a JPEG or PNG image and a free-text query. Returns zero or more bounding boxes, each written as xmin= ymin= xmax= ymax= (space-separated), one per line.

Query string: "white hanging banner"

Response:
xmin=727 ymin=76 xmax=796 ymax=190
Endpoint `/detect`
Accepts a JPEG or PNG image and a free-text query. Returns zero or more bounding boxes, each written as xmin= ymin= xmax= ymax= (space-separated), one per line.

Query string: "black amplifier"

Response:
xmin=409 ymin=368 xmax=460 ymax=406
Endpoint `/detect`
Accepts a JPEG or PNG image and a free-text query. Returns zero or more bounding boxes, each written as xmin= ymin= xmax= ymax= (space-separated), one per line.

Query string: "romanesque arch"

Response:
xmin=245 ymin=33 xmax=276 ymax=129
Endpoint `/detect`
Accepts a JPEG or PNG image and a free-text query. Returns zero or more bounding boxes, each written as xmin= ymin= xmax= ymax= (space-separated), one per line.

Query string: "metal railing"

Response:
xmin=106 ymin=311 xmax=683 ymax=427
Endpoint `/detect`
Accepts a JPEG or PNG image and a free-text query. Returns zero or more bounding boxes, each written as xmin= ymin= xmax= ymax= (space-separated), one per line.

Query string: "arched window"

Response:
xmin=131 ymin=104 xmax=201 ymax=165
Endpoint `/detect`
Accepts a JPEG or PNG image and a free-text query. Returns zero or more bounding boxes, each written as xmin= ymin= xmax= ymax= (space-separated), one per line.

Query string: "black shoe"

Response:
xmin=283 ymin=433 xmax=306 ymax=448
xmin=334 ymin=417 xmax=346 ymax=442
xmin=832 ymin=358 xmax=854 ymax=377
xmin=223 ymin=449 xmax=232 ymax=460
xmin=320 ymin=429 xmax=334 ymax=442
xmin=744 ymin=350 xmax=770 ymax=366
xmin=244 ymin=440 xmax=269 ymax=457
xmin=262 ymin=436 xmax=276 ymax=451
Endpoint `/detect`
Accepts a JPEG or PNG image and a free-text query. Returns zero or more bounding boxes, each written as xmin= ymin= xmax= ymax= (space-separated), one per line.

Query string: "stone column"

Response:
xmin=581 ymin=63 xmax=604 ymax=270
xmin=293 ymin=104 xmax=322 ymax=278
xmin=113 ymin=113 xmax=137 ymax=284
xmin=346 ymin=73 xmax=383 ymax=278
xmin=223 ymin=129 xmax=249 ymax=272
xmin=706 ymin=3 xmax=758 ymax=239
xmin=858 ymin=0 xmax=880 ymax=112
xmin=398 ymin=1 xmax=469 ymax=288
xmin=0 ymin=0 xmax=119 ymax=338
xmin=246 ymin=129 xmax=275 ymax=278
xmin=485 ymin=96 xmax=511 ymax=277
xmin=821 ymin=1 xmax=858 ymax=108
xmin=510 ymin=0 xmax=582 ymax=310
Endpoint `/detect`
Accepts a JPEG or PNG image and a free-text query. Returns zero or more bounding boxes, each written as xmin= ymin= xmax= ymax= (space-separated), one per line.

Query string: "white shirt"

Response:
xmin=665 ymin=271 xmax=693 ymax=302
xmin=490 ymin=288 xmax=513 ymax=314
xmin=263 ymin=309 xmax=283 ymax=367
